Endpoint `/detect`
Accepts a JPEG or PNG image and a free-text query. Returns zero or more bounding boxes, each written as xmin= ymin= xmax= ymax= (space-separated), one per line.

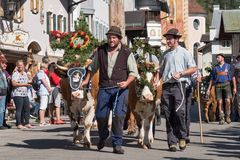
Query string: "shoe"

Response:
xmin=55 ymin=119 xmax=65 ymax=124
xmin=30 ymin=114 xmax=38 ymax=119
xmin=113 ymin=146 xmax=125 ymax=154
xmin=25 ymin=124 xmax=33 ymax=129
xmin=39 ymin=122 xmax=51 ymax=126
xmin=179 ymin=139 xmax=186 ymax=150
xmin=0 ymin=126 xmax=6 ymax=130
xmin=97 ymin=139 xmax=105 ymax=150
xmin=49 ymin=119 xmax=55 ymax=124
xmin=219 ymin=118 xmax=225 ymax=125
xmin=186 ymin=138 xmax=190 ymax=144
xmin=17 ymin=125 xmax=26 ymax=129
xmin=3 ymin=123 xmax=11 ymax=129
xmin=226 ymin=116 xmax=231 ymax=124
xmin=35 ymin=118 xmax=40 ymax=123
xmin=169 ymin=144 xmax=177 ymax=152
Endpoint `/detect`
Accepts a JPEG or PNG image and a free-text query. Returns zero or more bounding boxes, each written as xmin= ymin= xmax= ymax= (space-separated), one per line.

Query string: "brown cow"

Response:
xmin=57 ymin=61 xmax=99 ymax=148
xmin=127 ymin=70 xmax=161 ymax=149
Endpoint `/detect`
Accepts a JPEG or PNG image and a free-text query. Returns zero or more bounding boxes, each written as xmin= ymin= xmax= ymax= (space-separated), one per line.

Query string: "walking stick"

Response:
xmin=195 ymin=46 xmax=204 ymax=143
xmin=197 ymin=81 xmax=204 ymax=143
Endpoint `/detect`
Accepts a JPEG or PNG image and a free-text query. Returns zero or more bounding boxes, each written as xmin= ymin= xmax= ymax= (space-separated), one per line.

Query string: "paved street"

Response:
xmin=0 ymin=116 xmax=239 ymax=160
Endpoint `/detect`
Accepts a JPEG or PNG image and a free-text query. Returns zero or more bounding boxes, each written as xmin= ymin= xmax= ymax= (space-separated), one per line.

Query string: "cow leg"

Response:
xmin=204 ymin=102 xmax=210 ymax=123
xmin=83 ymin=107 xmax=95 ymax=148
xmin=127 ymin=111 xmax=136 ymax=135
xmin=71 ymin=121 xmax=81 ymax=144
xmin=138 ymin=119 xmax=144 ymax=148
xmin=148 ymin=115 xmax=155 ymax=145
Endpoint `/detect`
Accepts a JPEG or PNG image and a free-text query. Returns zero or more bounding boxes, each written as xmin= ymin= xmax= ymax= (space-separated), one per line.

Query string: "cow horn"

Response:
xmin=55 ymin=64 xmax=69 ymax=71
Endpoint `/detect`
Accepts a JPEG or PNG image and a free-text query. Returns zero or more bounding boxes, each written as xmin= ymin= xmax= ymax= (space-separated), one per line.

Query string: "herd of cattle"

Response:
xmin=54 ymin=60 xmax=217 ymax=149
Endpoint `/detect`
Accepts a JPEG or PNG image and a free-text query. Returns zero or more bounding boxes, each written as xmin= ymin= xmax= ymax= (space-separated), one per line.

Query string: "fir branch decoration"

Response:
xmin=50 ymin=12 xmax=98 ymax=66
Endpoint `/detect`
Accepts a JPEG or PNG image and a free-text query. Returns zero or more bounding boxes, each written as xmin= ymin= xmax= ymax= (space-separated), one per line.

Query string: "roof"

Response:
xmin=189 ymin=0 xmax=207 ymax=14
xmin=222 ymin=10 xmax=240 ymax=33
xmin=211 ymin=9 xmax=240 ymax=39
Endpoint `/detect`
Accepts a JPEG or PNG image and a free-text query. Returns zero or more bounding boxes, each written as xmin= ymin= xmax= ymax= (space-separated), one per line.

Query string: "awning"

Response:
xmin=222 ymin=10 xmax=240 ymax=33
xmin=135 ymin=0 xmax=169 ymax=13
xmin=125 ymin=10 xmax=146 ymax=31
xmin=0 ymin=49 xmax=28 ymax=63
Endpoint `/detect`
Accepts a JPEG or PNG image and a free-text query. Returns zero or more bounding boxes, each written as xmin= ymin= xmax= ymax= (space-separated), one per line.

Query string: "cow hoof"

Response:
xmin=127 ymin=129 xmax=136 ymax=135
xmin=143 ymin=145 xmax=148 ymax=149
xmin=83 ymin=143 xmax=91 ymax=149
xmin=142 ymin=144 xmax=151 ymax=149
xmin=149 ymin=139 xmax=154 ymax=144
xmin=74 ymin=140 xmax=81 ymax=144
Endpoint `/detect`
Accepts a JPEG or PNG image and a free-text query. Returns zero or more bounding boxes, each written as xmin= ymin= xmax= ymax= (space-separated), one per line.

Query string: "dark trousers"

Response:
xmin=162 ymin=82 xmax=187 ymax=146
xmin=96 ymin=88 xmax=128 ymax=148
xmin=13 ymin=96 xmax=30 ymax=126
xmin=185 ymin=86 xmax=193 ymax=138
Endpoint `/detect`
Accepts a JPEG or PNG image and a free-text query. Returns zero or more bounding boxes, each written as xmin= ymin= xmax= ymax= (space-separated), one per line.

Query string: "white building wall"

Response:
xmin=93 ymin=0 xmax=109 ymax=41
xmin=187 ymin=15 xmax=206 ymax=55
xmin=124 ymin=0 xmax=135 ymax=11
xmin=1 ymin=0 xmax=70 ymax=59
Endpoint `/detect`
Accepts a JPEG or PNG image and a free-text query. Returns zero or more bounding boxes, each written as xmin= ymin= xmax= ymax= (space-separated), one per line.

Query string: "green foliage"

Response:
xmin=50 ymin=12 xmax=98 ymax=66
xmin=131 ymin=38 xmax=159 ymax=98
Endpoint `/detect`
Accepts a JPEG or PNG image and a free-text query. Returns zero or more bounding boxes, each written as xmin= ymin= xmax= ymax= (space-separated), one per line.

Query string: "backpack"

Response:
xmin=32 ymin=73 xmax=41 ymax=91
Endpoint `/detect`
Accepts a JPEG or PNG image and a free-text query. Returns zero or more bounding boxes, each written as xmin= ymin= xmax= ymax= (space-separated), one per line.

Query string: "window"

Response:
xmin=57 ymin=15 xmax=63 ymax=31
xmin=46 ymin=12 xmax=52 ymax=34
xmin=53 ymin=14 xmax=56 ymax=31
xmin=193 ymin=19 xmax=200 ymax=30
xmin=221 ymin=40 xmax=231 ymax=47
xmin=193 ymin=42 xmax=200 ymax=62
xmin=95 ymin=21 xmax=99 ymax=39
xmin=63 ymin=17 xmax=66 ymax=32
xmin=99 ymin=23 xmax=102 ymax=40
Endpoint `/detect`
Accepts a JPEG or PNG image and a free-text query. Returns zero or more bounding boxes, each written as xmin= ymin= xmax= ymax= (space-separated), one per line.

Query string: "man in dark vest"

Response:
xmin=81 ymin=26 xmax=138 ymax=154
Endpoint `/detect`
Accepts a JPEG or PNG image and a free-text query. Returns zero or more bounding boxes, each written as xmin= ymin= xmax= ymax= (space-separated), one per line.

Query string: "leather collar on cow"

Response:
xmin=67 ymin=67 xmax=86 ymax=91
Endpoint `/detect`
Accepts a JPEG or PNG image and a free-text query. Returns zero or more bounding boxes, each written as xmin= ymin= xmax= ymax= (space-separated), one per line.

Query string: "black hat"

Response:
xmin=106 ymin=26 xmax=122 ymax=38
xmin=216 ymin=53 xmax=225 ymax=58
xmin=163 ymin=28 xmax=182 ymax=38
xmin=236 ymin=55 xmax=240 ymax=60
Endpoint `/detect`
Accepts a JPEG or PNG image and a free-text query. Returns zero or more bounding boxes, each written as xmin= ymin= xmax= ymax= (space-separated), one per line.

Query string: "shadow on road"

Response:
xmin=201 ymin=125 xmax=240 ymax=159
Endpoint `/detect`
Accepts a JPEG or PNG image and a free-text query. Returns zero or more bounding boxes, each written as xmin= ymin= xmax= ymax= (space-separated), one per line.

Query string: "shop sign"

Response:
xmin=0 ymin=29 xmax=29 ymax=47
xmin=147 ymin=22 xmax=161 ymax=47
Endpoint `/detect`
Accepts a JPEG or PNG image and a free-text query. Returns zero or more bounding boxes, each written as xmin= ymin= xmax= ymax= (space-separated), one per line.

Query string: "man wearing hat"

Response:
xmin=207 ymin=54 xmax=236 ymax=124
xmin=159 ymin=28 xmax=197 ymax=151
xmin=81 ymin=26 xmax=138 ymax=154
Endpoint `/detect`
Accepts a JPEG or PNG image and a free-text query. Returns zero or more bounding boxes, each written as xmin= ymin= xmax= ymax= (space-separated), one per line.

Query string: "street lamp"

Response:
xmin=7 ymin=0 xmax=16 ymax=12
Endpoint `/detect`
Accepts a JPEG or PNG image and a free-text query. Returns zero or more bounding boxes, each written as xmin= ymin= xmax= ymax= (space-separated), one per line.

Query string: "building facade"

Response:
xmin=80 ymin=0 xmax=109 ymax=41
xmin=0 ymin=0 xmax=77 ymax=71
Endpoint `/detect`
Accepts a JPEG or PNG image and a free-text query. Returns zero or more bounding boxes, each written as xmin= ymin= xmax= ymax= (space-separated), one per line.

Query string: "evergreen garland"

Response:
xmin=131 ymin=38 xmax=161 ymax=98
xmin=50 ymin=12 xmax=98 ymax=66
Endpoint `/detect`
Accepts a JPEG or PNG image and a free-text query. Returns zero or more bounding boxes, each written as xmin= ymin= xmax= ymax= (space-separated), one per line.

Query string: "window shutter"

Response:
xmin=53 ymin=14 xmax=56 ymax=30
xmin=63 ymin=17 xmax=66 ymax=32
xmin=57 ymin=15 xmax=62 ymax=31
xmin=46 ymin=12 xmax=51 ymax=34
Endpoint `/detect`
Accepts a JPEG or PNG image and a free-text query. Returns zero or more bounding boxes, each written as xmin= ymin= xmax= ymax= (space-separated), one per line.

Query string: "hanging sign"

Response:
xmin=0 ymin=29 xmax=29 ymax=47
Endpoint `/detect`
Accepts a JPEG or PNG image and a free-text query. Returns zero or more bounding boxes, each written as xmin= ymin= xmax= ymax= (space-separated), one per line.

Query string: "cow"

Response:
xmin=127 ymin=61 xmax=160 ymax=149
xmin=55 ymin=61 xmax=99 ymax=148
